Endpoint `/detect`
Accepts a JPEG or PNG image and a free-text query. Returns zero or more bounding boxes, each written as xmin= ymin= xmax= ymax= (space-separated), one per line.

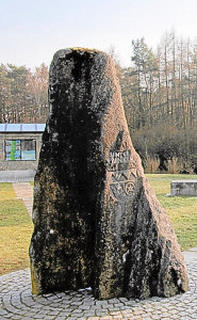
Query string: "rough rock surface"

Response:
xmin=29 ymin=48 xmax=189 ymax=300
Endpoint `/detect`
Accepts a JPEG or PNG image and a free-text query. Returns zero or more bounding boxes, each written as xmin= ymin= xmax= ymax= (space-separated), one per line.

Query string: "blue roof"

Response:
xmin=0 ymin=123 xmax=46 ymax=132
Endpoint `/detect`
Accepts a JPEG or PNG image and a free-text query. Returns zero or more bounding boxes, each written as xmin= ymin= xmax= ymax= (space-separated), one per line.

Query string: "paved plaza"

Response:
xmin=0 ymin=261 xmax=197 ymax=320
xmin=0 ymin=183 xmax=197 ymax=319
xmin=12 ymin=183 xmax=33 ymax=217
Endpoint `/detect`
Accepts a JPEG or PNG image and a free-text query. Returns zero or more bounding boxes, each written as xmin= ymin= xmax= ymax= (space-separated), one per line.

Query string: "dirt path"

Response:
xmin=12 ymin=182 xmax=33 ymax=217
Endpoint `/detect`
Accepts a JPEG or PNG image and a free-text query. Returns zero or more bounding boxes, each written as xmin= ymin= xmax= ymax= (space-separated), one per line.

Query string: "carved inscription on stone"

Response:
xmin=107 ymin=150 xmax=130 ymax=171
xmin=106 ymin=150 xmax=136 ymax=200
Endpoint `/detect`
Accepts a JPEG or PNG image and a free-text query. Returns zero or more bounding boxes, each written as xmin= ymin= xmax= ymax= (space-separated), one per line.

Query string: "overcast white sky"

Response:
xmin=1 ymin=0 xmax=197 ymax=69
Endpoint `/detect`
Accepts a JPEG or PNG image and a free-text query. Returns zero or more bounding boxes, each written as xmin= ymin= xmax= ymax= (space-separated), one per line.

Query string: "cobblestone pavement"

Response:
xmin=0 ymin=263 xmax=197 ymax=320
xmin=12 ymin=183 xmax=33 ymax=217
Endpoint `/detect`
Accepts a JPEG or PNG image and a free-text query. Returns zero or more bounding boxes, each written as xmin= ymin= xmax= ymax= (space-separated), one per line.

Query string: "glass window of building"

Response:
xmin=5 ymin=140 xmax=36 ymax=160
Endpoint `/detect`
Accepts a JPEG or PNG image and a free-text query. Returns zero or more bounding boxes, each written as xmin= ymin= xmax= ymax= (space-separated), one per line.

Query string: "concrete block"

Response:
xmin=171 ymin=180 xmax=197 ymax=196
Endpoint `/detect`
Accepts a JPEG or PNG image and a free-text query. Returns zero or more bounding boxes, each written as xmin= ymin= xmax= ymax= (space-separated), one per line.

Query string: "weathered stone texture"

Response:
xmin=29 ymin=48 xmax=189 ymax=300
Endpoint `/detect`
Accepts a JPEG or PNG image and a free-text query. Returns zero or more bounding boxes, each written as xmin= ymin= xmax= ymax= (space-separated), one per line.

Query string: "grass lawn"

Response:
xmin=147 ymin=174 xmax=197 ymax=251
xmin=0 ymin=175 xmax=197 ymax=276
xmin=0 ymin=183 xmax=33 ymax=275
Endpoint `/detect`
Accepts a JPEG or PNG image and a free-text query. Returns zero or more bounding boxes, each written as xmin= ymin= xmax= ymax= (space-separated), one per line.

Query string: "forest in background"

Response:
xmin=120 ymin=32 xmax=197 ymax=174
xmin=0 ymin=32 xmax=197 ymax=173
xmin=0 ymin=63 xmax=48 ymax=123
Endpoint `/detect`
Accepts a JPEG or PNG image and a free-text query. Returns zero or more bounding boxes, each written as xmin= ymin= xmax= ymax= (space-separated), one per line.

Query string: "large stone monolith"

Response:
xmin=29 ymin=48 xmax=189 ymax=299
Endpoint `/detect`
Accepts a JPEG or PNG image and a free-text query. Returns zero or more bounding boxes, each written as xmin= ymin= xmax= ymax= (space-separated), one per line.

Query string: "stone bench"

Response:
xmin=171 ymin=180 xmax=197 ymax=196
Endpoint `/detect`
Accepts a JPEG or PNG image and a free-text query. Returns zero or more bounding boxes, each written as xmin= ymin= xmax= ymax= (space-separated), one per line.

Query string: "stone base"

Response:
xmin=171 ymin=180 xmax=197 ymax=196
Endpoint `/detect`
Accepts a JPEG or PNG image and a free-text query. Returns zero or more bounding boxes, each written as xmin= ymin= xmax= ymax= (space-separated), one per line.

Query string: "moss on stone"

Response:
xmin=30 ymin=264 xmax=39 ymax=295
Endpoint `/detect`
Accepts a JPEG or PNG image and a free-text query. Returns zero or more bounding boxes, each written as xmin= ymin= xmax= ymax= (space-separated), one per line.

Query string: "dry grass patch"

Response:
xmin=0 ymin=183 xmax=33 ymax=275
xmin=0 ymin=199 xmax=31 ymax=226
xmin=0 ymin=224 xmax=33 ymax=274
xmin=0 ymin=183 xmax=16 ymax=200
xmin=144 ymin=156 xmax=160 ymax=174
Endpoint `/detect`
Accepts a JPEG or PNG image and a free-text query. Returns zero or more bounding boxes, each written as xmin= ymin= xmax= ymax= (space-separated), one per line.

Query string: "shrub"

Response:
xmin=167 ymin=157 xmax=182 ymax=174
xmin=132 ymin=124 xmax=197 ymax=174
xmin=144 ymin=156 xmax=160 ymax=173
